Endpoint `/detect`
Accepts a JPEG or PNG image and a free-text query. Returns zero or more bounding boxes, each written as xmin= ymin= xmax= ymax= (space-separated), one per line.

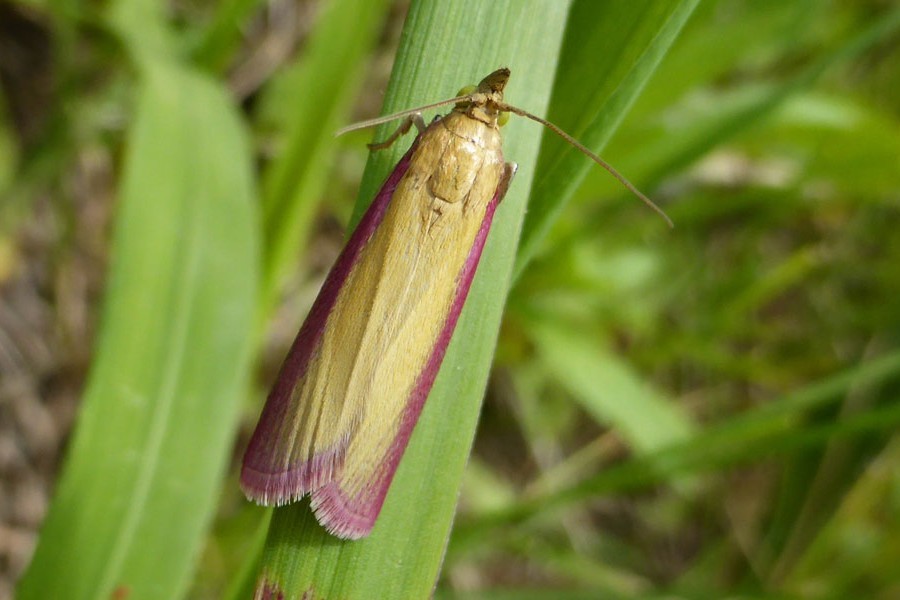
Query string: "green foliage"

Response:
xmin=4 ymin=0 xmax=899 ymax=598
xmin=16 ymin=60 xmax=259 ymax=599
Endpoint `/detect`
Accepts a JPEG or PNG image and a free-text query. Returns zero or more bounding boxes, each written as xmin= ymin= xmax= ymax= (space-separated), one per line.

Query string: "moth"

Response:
xmin=241 ymin=68 xmax=669 ymax=539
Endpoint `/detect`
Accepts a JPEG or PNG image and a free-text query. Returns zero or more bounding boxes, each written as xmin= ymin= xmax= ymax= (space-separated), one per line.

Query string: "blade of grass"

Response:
xmin=515 ymin=0 xmax=700 ymax=274
xmin=531 ymin=319 xmax=695 ymax=453
xmin=16 ymin=60 xmax=259 ymax=600
xmin=254 ymin=0 xmax=572 ymax=597
xmin=577 ymin=4 xmax=900 ymax=218
xmin=223 ymin=510 xmax=272 ymax=600
xmin=0 ymin=98 xmax=15 ymax=194
xmin=191 ymin=0 xmax=267 ymax=72
xmin=257 ymin=0 xmax=393 ymax=308
xmin=452 ymin=349 xmax=900 ymax=543
xmin=761 ymin=341 xmax=898 ymax=583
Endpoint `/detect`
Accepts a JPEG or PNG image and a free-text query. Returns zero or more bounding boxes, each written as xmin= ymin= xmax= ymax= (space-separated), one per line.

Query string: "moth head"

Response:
xmin=455 ymin=68 xmax=511 ymax=126
xmin=476 ymin=67 xmax=510 ymax=95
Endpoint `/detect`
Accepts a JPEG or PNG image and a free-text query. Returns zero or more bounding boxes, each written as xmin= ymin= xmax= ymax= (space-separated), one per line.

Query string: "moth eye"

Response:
xmin=498 ymin=111 xmax=510 ymax=127
xmin=456 ymin=84 xmax=476 ymax=96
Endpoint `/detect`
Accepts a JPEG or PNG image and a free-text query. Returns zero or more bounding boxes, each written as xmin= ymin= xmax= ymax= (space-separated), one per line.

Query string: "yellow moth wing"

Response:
xmin=309 ymin=113 xmax=506 ymax=535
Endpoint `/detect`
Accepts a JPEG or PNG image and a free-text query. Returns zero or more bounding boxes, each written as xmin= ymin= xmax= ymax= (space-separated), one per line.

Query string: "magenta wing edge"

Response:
xmin=310 ymin=165 xmax=513 ymax=539
xmin=240 ymin=135 xmax=423 ymax=505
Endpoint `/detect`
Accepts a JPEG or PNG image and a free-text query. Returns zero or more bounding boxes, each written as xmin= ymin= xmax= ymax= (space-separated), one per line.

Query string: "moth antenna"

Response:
xmin=499 ymin=103 xmax=674 ymax=228
xmin=335 ymin=94 xmax=474 ymax=137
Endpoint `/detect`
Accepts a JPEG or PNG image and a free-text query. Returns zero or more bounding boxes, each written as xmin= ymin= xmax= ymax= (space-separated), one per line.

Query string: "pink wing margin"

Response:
xmin=310 ymin=162 xmax=517 ymax=539
xmin=240 ymin=135 xmax=424 ymax=504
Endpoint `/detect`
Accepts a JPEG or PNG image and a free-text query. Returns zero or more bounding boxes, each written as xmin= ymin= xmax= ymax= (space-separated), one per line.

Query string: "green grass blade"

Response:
xmin=255 ymin=0 xmax=572 ymax=597
xmin=515 ymin=0 xmax=700 ymax=274
xmin=191 ymin=0 xmax=266 ymax=71
xmin=618 ymin=6 xmax=900 ymax=201
xmin=453 ymin=350 xmax=900 ymax=541
xmin=531 ymin=319 xmax=694 ymax=453
xmin=257 ymin=0 xmax=392 ymax=306
xmin=16 ymin=60 xmax=259 ymax=600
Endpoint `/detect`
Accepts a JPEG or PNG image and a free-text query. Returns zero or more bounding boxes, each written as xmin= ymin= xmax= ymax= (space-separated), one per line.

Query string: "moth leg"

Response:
xmin=496 ymin=162 xmax=518 ymax=204
xmin=368 ymin=113 xmax=427 ymax=151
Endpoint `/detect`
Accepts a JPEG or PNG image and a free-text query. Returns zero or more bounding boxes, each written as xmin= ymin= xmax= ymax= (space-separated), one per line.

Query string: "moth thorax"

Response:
xmin=464 ymin=101 xmax=503 ymax=127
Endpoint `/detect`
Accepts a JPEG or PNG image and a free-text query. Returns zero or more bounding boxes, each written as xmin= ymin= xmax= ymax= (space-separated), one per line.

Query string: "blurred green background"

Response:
xmin=1 ymin=0 xmax=899 ymax=598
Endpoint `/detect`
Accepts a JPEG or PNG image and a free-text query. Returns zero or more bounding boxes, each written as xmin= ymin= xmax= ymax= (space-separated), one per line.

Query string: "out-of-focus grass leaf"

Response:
xmin=515 ymin=0 xmax=700 ymax=273
xmin=0 ymin=100 xmax=15 ymax=196
xmin=437 ymin=590 xmax=635 ymax=600
xmin=453 ymin=350 xmax=900 ymax=541
xmin=575 ymin=4 xmax=900 ymax=216
xmin=255 ymin=0 xmax=572 ymax=597
xmin=785 ymin=438 xmax=900 ymax=596
xmin=106 ymin=0 xmax=176 ymax=59
xmin=257 ymin=0 xmax=392 ymax=307
xmin=752 ymin=92 xmax=900 ymax=196
xmin=754 ymin=337 xmax=900 ymax=584
xmin=532 ymin=319 xmax=694 ymax=453
xmin=223 ymin=510 xmax=271 ymax=600
xmin=16 ymin=60 xmax=259 ymax=600
xmin=191 ymin=0 xmax=266 ymax=72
